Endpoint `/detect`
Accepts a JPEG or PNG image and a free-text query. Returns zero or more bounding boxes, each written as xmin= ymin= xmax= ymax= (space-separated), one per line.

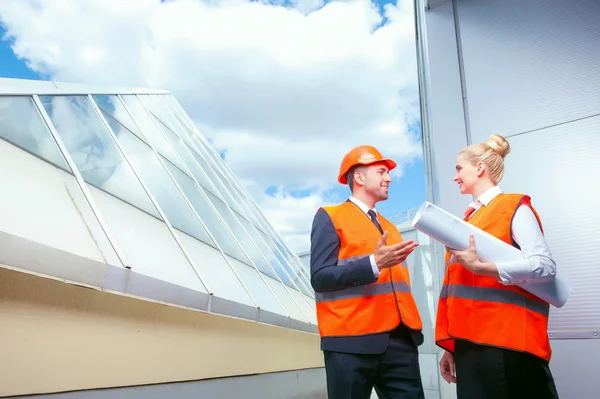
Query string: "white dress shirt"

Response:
xmin=464 ymin=186 xmax=557 ymax=285
xmin=348 ymin=196 xmax=382 ymax=278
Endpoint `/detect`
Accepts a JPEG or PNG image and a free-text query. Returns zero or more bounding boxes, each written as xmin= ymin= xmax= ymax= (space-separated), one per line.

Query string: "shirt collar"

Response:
xmin=468 ymin=185 xmax=503 ymax=210
xmin=348 ymin=196 xmax=377 ymax=216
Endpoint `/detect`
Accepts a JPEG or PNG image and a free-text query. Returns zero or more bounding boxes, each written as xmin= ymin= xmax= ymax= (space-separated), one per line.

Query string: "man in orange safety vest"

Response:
xmin=310 ymin=145 xmax=425 ymax=399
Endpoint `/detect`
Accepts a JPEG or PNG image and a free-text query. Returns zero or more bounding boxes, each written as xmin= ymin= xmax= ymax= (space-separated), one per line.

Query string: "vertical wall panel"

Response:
xmin=500 ymin=116 xmax=600 ymax=335
xmin=419 ymin=1 xmax=600 ymax=398
xmin=421 ymin=1 xmax=471 ymax=217
xmin=457 ymin=0 xmax=600 ymax=140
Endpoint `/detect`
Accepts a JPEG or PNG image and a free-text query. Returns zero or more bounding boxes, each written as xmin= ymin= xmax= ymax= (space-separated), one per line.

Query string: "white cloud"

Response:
xmin=0 ymin=0 xmax=421 ymax=250
xmin=258 ymin=187 xmax=340 ymax=252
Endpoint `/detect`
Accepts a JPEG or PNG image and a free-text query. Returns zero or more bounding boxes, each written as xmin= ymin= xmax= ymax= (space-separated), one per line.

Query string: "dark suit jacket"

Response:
xmin=310 ymin=204 xmax=423 ymax=355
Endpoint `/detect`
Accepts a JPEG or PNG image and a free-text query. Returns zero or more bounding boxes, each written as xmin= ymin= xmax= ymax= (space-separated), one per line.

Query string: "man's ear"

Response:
xmin=354 ymin=169 xmax=365 ymax=186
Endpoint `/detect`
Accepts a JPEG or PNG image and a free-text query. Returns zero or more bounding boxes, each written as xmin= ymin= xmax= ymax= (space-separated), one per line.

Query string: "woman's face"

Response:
xmin=453 ymin=153 xmax=480 ymax=195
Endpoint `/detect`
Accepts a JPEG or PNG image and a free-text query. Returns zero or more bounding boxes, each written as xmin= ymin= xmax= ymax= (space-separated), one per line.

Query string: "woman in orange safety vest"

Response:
xmin=436 ymin=134 xmax=560 ymax=399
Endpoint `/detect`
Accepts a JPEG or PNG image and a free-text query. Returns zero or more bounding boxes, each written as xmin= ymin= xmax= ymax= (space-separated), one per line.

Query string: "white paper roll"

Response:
xmin=411 ymin=201 xmax=571 ymax=308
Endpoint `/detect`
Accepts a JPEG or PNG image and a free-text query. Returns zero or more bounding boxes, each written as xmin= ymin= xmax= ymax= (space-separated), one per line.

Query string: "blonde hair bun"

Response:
xmin=483 ymin=134 xmax=510 ymax=158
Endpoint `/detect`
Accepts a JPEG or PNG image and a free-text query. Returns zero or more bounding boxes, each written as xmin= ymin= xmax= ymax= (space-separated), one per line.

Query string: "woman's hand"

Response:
xmin=447 ymin=235 xmax=500 ymax=280
xmin=446 ymin=235 xmax=481 ymax=272
xmin=439 ymin=351 xmax=456 ymax=384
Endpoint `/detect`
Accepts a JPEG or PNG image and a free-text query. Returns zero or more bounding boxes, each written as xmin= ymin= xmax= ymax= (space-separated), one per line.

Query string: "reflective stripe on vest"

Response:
xmin=439 ymin=283 xmax=549 ymax=317
xmin=314 ymin=201 xmax=423 ymax=338
xmin=435 ymin=193 xmax=552 ymax=362
xmin=315 ymin=281 xmax=412 ymax=303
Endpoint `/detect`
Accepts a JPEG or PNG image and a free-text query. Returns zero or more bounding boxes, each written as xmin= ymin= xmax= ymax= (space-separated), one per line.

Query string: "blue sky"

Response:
xmin=0 ymin=0 xmax=426 ymax=237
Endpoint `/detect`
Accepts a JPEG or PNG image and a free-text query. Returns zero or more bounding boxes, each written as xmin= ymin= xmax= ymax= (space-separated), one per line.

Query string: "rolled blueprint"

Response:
xmin=411 ymin=201 xmax=571 ymax=308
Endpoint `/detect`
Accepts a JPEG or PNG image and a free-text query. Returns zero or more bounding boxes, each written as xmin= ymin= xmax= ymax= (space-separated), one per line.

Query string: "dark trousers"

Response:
xmin=454 ymin=339 xmax=559 ymax=399
xmin=323 ymin=327 xmax=424 ymax=399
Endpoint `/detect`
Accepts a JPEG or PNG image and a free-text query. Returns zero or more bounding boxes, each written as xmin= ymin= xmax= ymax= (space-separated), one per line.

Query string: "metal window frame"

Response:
xmin=149 ymin=95 xmax=312 ymax=323
xmin=139 ymin=94 xmax=298 ymax=319
xmin=164 ymin=101 xmax=314 ymax=295
xmin=191 ymin=130 xmax=314 ymax=292
xmin=0 ymin=81 xmax=317 ymax=331
xmin=159 ymin=104 xmax=315 ymax=320
xmin=32 ymin=94 xmax=131 ymax=269
xmin=74 ymin=94 xmax=212 ymax=294
xmin=104 ymin=94 xmax=259 ymax=308
xmin=162 ymin=95 xmax=315 ymax=301
xmin=141 ymin=94 xmax=305 ymax=320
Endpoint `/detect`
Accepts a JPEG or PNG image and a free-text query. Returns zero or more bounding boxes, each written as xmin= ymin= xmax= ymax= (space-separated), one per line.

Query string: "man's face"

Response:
xmin=356 ymin=163 xmax=392 ymax=201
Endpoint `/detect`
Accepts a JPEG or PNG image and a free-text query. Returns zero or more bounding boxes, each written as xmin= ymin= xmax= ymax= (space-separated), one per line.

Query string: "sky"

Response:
xmin=0 ymin=0 xmax=425 ymax=252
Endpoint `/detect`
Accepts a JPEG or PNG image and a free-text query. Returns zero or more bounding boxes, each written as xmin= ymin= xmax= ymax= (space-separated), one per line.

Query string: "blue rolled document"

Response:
xmin=411 ymin=201 xmax=571 ymax=308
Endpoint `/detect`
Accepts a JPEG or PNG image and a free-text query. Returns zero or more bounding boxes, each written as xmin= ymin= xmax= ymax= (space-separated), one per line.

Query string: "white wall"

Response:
xmin=416 ymin=0 xmax=600 ymax=397
xmin=0 ymin=139 xmax=107 ymax=263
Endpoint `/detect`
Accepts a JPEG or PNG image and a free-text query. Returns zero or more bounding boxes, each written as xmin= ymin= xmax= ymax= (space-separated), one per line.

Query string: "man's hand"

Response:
xmin=374 ymin=231 xmax=419 ymax=270
xmin=439 ymin=351 xmax=456 ymax=384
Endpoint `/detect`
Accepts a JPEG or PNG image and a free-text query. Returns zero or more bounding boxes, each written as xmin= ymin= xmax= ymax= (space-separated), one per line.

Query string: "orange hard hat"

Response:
xmin=337 ymin=145 xmax=397 ymax=184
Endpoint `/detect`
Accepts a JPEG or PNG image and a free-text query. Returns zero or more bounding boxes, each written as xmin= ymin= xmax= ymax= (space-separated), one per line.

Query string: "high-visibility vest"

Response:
xmin=314 ymin=201 xmax=423 ymax=338
xmin=435 ymin=193 xmax=552 ymax=361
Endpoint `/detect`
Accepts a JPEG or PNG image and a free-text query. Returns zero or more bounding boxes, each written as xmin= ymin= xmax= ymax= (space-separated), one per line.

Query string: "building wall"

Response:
xmin=416 ymin=0 xmax=600 ymax=398
xmin=0 ymin=80 xmax=321 ymax=397
xmin=0 ymin=266 xmax=323 ymax=397
xmin=0 ymin=85 xmax=316 ymax=329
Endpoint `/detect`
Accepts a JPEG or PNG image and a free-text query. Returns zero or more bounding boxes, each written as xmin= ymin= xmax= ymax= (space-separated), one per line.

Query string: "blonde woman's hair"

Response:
xmin=459 ymin=134 xmax=511 ymax=184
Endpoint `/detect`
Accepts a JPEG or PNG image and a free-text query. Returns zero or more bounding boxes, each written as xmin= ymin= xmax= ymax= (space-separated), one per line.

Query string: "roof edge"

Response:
xmin=0 ymin=77 xmax=170 ymax=96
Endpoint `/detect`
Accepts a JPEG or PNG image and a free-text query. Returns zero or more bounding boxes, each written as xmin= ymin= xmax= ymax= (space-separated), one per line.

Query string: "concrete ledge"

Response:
xmin=0 ymin=267 xmax=323 ymax=397
xmin=0 ymin=230 xmax=318 ymax=335
xmin=5 ymin=368 xmax=328 ymax=399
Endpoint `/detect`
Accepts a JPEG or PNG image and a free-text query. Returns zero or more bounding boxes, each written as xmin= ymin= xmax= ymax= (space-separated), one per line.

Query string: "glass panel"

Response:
xmin=199 ymin=151 xmax=313 ymax=293
xmin=187 ymin=148 xmax=245 ymax=214
xmin=204 ymin=190 xmax=278 ymax=280
xmin=162 ymin=158 xmax=251 ymax=265
xmin=155 ymin=94 xmax=310 ymax=291
xmin=235 ymin=212 xmax=293 ymax=287
xmin=0 ymin=96 xmax=70 ymax=170
xmin=160 ymin=95 xmax=198 ymax=148
xmin=262 ymin=275 xmax=306 ymax=322
xmin=92 ymin=95 xmax=143 ymax=140
xmin=155 ymin=123 xmax=219 ymax=196
xmin=115 ymin=126 xmax=215 ymax=245
xmin=251 ymin=205 xmax=313 ymax=295
xmin=238 ymin=197 xmax=264 ymax=229
xmin=273 ymin=239 xmax=313 ymax=296
xmin=39 ymin=95 xmax=159 ymax=218
xmin=146 ymin=95 xmax=186 ymax=137
xmin=258 ymin=230 xmax=298 ymax=290
xmin=227 ymin=256 xmax=287 ymax=316
xmin=120 ymin=95 xmax=186 ymax=171
xmin=222 ymin=177 xmax=265 ymax=231
xmin=176 ymin=230 xmax=253 ymax=306
xmin=87 ymin=182 xmax=206 ymax=293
